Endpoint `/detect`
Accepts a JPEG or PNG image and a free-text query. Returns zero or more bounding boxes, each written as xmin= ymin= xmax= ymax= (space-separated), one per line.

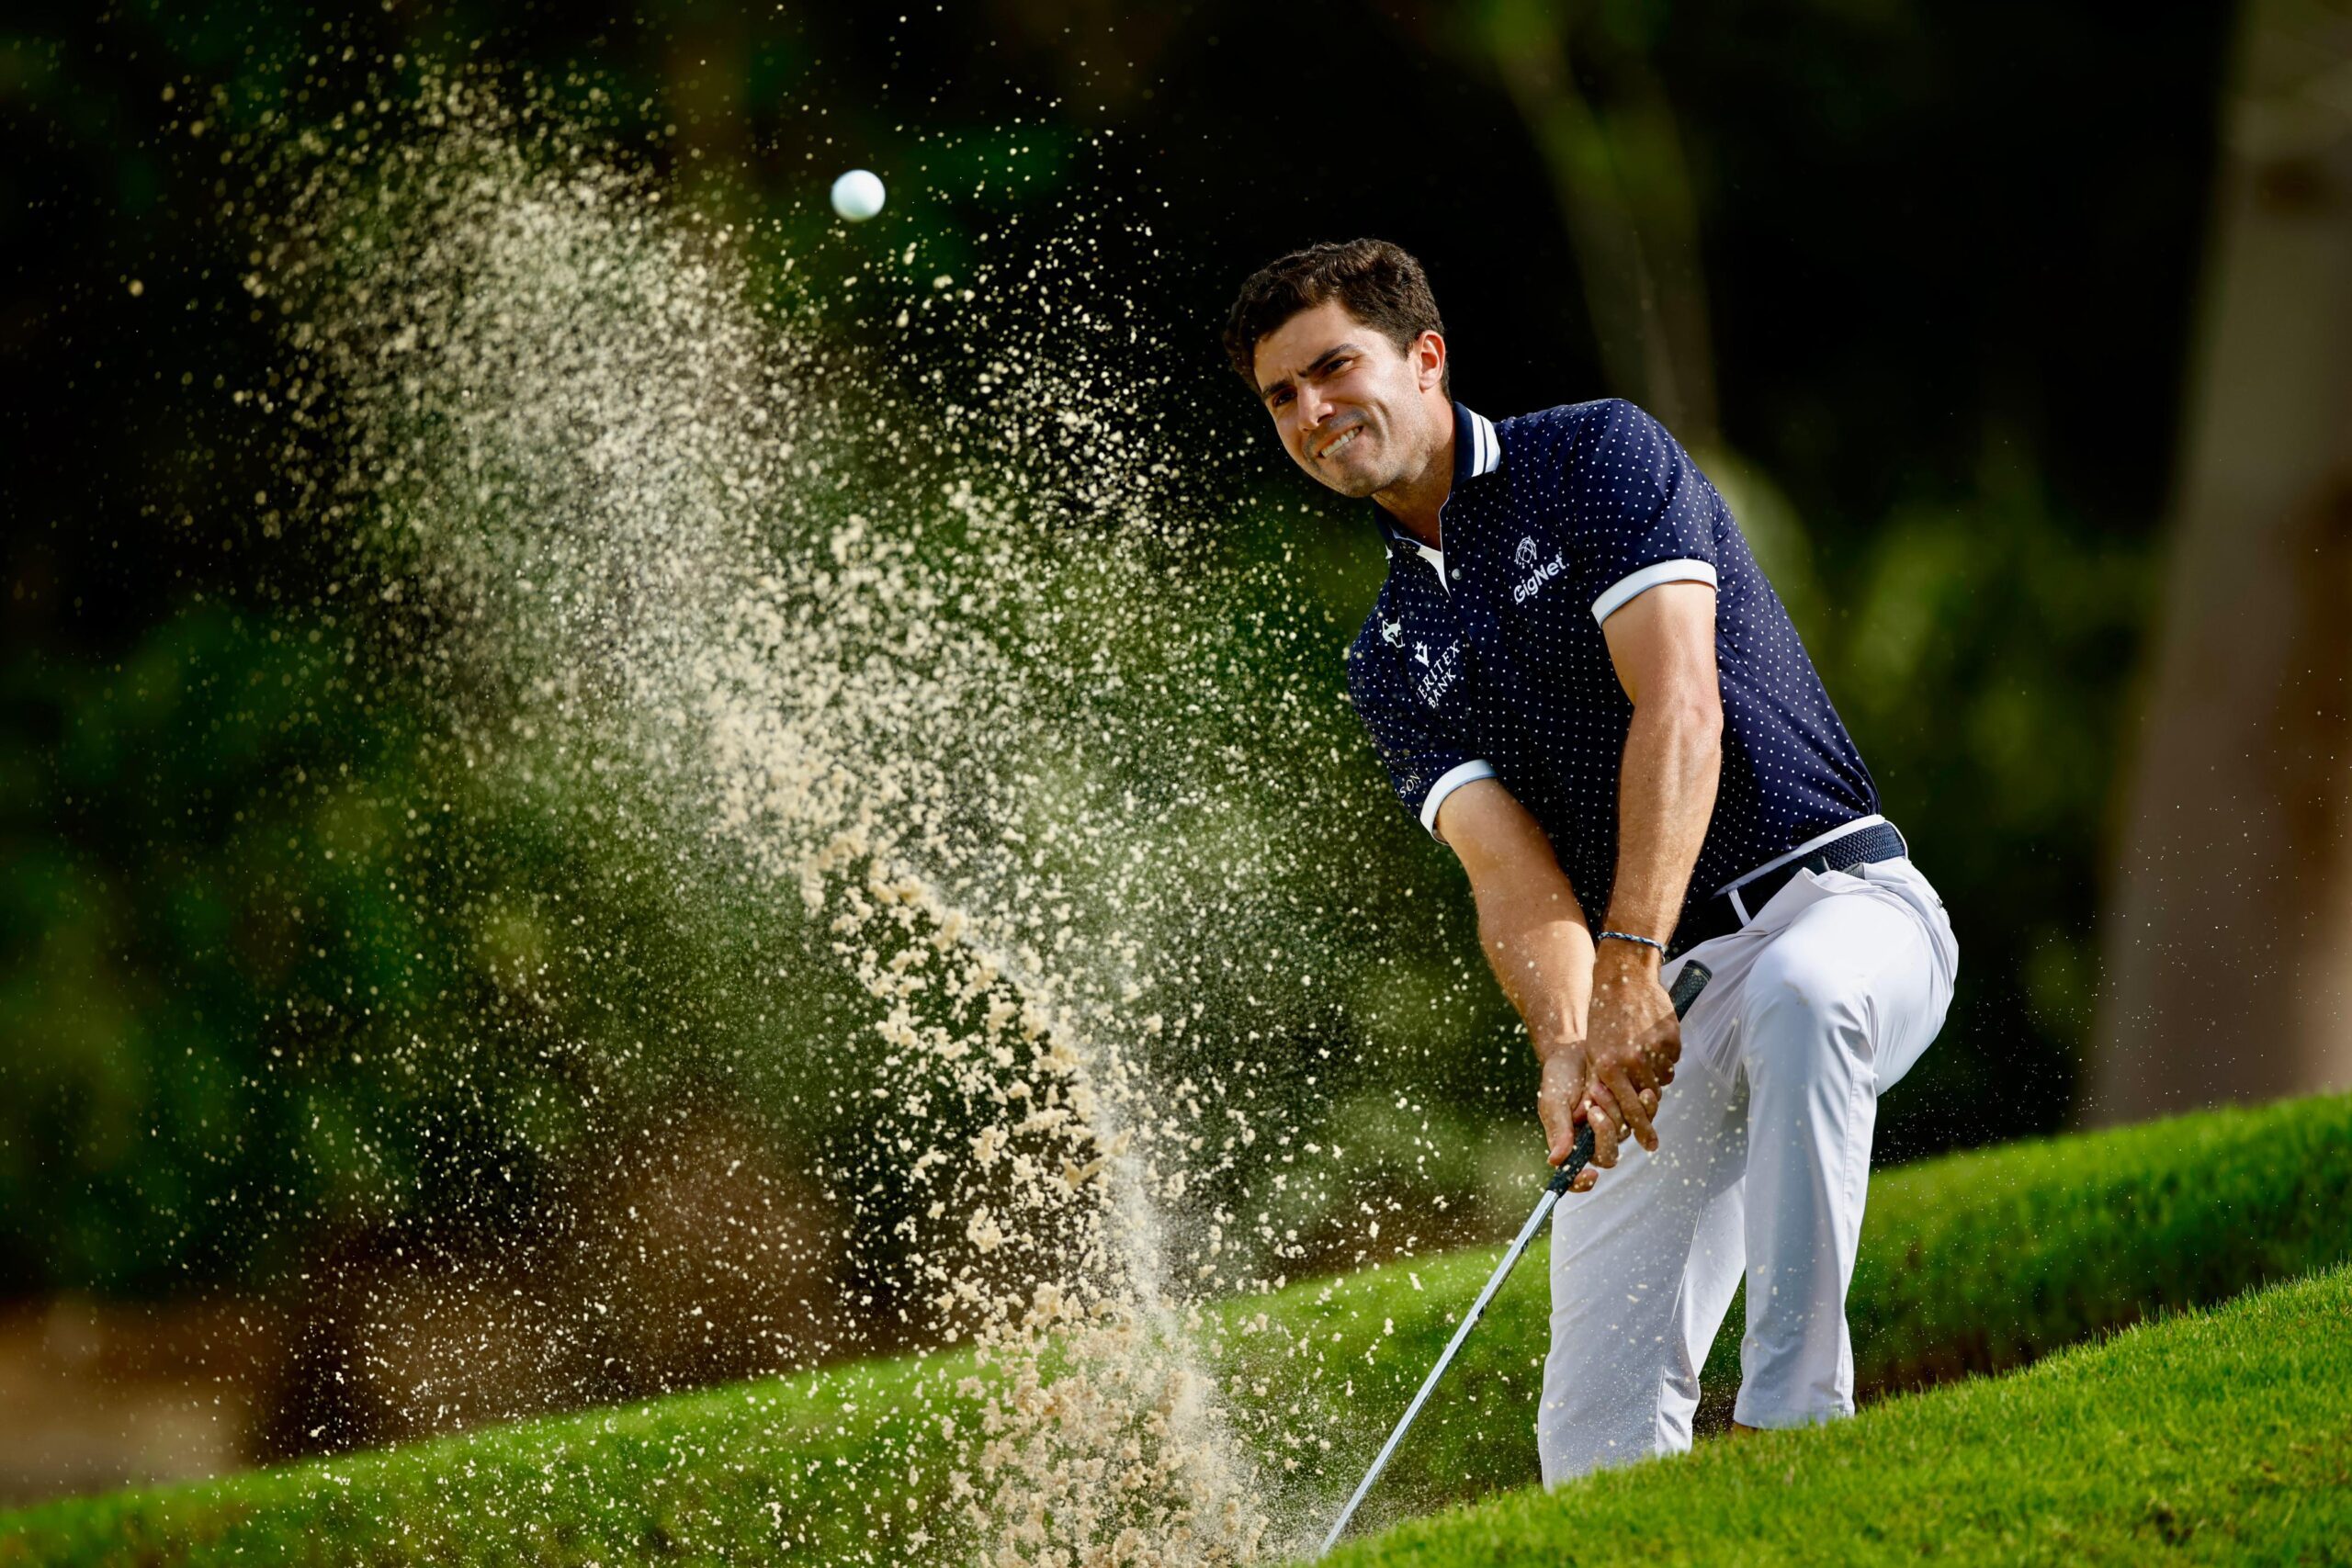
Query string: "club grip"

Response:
xmin=1546 ymin=959 xmax=1712 ymax=1194
xmin=1667 ymin=959 xmax=1713 ymax=1018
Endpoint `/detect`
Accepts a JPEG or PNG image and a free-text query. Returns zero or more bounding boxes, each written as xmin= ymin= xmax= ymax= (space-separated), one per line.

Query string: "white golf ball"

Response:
xmin=831 ymin=169 xmax=886 ymax=222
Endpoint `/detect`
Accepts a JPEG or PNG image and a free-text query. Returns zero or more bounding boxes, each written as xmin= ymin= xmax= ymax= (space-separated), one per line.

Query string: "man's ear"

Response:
xmin=1415 ymin=330 xmax=1447 ymax=392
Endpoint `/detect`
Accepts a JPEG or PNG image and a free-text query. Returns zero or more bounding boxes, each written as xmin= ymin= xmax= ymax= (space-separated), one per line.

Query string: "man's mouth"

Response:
xmin=1315 ymin=425 xmax=1363 ymax=461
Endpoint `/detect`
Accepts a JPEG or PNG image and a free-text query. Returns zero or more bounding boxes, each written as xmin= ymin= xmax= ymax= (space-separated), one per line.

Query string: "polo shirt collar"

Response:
xmin=1374 ymin=401 xmax=1504 ymax=557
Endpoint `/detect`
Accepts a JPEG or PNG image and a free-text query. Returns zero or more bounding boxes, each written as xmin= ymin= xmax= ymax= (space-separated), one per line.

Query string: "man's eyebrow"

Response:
xmin=1260 ymin=342 xmax=1365 ymax=403
xmin=1307 ymin=342 xmax=1366 ymax=376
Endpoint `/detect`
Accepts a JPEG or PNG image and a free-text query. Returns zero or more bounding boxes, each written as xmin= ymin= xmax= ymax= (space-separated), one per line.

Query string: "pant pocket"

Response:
xmin=1860 ymin=859 xmax=1957 ymax=992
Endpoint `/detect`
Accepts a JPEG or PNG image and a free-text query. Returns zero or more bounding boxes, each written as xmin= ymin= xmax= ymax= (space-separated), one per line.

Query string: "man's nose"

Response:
xmin=1295 ymin=384 xmax=1334 ymax=434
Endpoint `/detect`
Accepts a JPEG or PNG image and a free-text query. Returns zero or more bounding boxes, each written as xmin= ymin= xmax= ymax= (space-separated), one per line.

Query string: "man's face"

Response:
xmin=1250 ymin=299 xmax=1442 ymax=499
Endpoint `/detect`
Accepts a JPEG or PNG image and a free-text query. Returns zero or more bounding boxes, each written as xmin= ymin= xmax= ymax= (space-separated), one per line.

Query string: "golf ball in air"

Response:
xmin=831 ymin=169 xmax=886 ymax=221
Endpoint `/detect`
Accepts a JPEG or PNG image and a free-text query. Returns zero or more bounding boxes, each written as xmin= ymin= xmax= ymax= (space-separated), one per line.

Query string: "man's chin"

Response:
xmin=1309 ymin=459 xmax=1387 ymax=500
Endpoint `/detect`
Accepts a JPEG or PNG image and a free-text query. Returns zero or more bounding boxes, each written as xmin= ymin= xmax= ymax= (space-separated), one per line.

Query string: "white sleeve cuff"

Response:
xmin=1420 ymin=760 xmax=1498 ymax=842
xmin=1591 ymin=558 xmax=1719 ymax=625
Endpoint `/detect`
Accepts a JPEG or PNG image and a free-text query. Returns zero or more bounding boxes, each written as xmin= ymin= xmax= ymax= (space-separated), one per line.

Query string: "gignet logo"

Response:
xmin=1512 ymin=538 xmax=1566 ymax=604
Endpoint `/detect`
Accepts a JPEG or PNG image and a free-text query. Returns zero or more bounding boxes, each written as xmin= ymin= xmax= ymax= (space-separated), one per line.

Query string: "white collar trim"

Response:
xmin=1464 ymin=407 xmax=1503 ymax=478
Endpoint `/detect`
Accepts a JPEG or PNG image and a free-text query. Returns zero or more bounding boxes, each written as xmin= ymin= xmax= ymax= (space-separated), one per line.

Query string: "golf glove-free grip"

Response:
xmin=1545 ymin=959 xmax=1712 ymax=1196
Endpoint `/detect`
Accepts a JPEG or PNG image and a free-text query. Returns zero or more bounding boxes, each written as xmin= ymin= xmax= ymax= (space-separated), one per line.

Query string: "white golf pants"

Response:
xmin=1537 ymin=853 xmax=1959 ymax=1484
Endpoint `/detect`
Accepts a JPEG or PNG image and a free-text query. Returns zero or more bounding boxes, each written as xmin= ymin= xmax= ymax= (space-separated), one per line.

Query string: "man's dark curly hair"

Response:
xmin=1222 ymin=238 xmax=1450 ymax=400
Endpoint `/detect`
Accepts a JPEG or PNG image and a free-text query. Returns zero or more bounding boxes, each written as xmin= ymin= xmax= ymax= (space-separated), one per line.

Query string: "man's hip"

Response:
xmin=1668 ymin=838 xmax=1959 ymax=1097
xmin=1670 ymin=816 xmax=1917 ymax=959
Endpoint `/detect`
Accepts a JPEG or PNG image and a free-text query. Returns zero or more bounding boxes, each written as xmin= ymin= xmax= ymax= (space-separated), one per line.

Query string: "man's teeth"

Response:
xmin=1320 ymin=428 xmax=1359 ymax=458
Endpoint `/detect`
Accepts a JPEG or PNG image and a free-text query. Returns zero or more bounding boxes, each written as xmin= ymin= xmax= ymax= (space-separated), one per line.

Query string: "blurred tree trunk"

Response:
xmin=1463 ymin=0 xmax=1719 ymax=450
xmin=2094 ymin=0 xmax=2352 ymax=1123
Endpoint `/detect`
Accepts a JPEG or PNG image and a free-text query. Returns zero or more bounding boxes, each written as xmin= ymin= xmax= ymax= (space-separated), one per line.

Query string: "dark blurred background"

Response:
xmin=7 ymin=0 xmax=2348 ymax=1510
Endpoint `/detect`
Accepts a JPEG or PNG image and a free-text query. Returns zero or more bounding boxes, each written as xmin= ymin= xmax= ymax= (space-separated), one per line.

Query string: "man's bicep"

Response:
xmin=1598 ymin=579 xmax=1720 ymax=709
xmin=1564 ymin=400 xmax=1723 ymax=625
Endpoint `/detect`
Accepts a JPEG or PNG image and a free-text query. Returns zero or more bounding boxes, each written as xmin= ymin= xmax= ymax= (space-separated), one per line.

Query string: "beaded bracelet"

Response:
xmin=1595 ymin=930 xmax=1668 ymax=958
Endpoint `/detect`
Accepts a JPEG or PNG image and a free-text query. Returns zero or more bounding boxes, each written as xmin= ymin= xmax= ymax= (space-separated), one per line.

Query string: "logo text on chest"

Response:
xmin=1512 ymin=537 xmax=1566 ymax=604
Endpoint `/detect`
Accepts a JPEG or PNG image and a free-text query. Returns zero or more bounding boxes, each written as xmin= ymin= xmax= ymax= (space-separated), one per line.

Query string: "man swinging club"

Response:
xmin=1222 ymin=239 xmax=1959 ymax=1477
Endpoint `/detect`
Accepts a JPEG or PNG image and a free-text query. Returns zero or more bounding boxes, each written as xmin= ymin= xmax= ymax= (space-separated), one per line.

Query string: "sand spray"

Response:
xmin=227 ymin=66 xmax=1402 ymax=1562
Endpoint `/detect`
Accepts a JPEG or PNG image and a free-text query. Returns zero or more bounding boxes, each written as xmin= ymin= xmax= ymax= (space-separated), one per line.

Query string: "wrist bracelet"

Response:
xmin=1595 ymin=931 xmax=1668 ymax=958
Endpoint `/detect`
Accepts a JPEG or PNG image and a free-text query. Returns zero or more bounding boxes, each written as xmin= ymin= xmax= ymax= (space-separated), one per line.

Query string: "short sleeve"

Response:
xmin=1345 ymin=641 xmax=1495 ymax=843
xmin=1561 ymin=400 xmax=1722 ymax=625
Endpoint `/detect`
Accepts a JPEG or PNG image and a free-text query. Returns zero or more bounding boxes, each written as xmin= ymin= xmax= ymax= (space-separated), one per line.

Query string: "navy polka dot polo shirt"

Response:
xmin=1343 ymin=398 xmax=1881 ymax=947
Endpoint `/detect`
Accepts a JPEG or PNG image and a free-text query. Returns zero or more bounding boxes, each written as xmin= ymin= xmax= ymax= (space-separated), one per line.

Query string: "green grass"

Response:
xmin=1227 ymin=1087 xmax=2352 ymax=1532
xmin=1331 ymin=1256 xmax=2352 ymax=1566
xmin=4 ymin=1090 xmax=2347 ymax=1565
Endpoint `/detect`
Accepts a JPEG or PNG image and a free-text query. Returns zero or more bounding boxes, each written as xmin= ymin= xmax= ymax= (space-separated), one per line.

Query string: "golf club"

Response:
xmin=1317 ymin=959 xmax=1714 ymax=1558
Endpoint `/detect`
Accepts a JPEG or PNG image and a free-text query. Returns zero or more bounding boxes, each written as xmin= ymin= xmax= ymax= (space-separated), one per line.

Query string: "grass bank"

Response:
xmin=1332 ymin=1254 xmax=2352 ymax=1566
xmin=5 ymin=1090 xmax=2346 ymax=1563
xmin=1226 ymin=1086 xmax=2352 ymax=1534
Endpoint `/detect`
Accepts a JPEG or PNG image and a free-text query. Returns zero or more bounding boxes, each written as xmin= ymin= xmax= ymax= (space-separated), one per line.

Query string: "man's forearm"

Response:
xmin=1436 ymin=777 xmax=1620 ymax=1173
xmin=1602 ymin=694 xmax=1723 ymax=942
xmin=1471 ymin=858 xmax=1595 ymax=1058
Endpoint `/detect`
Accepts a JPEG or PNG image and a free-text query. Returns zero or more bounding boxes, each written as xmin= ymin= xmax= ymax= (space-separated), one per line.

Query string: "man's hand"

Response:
xmin=1537 ymin=1033 xmax=1668 ymax=1193
xmin=1536 ymin=1042 xmax=1608 ymax=1193
xmin=1535 ymin=1041 xmax=1589 ymax=1172
xmin=1577 ymin=942 xmax=1681 ymax=1168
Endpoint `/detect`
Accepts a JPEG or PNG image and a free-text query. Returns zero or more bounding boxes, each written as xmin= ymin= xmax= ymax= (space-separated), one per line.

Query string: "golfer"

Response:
xmin=1222 ymin=239 xmax=1959 ymax=1480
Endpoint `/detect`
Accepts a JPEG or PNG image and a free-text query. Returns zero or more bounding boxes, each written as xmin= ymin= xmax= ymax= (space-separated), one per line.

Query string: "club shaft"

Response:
xmin=1317 ymin=1183 xmax=1565 ymax=1557
xmin=1317 ymin=960 xmax=1712 ymax=1556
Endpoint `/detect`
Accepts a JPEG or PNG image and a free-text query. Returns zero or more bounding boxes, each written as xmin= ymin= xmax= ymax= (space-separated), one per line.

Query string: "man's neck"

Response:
xmin=1372 ymin=401 xmax=1456 ymax=548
